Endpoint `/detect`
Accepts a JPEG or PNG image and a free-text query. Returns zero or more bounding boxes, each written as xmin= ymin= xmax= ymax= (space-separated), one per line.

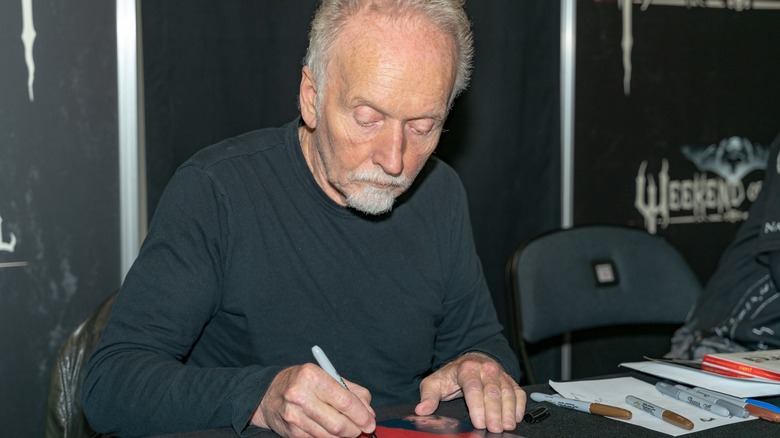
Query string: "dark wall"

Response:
xmin=0 ymin=1 xmax=120 ymax=436
xmin=525 ymin=3 xmax=780 ymax=384
xmin=573 ymin=3 xmax=780 ymax=284
xmin=142 ymin=0 xmax=562 ymax=335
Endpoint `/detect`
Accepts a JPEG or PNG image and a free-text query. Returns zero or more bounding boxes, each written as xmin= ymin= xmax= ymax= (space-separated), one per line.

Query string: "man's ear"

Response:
xmin=299 ymin=66 xmax=317 ymax=129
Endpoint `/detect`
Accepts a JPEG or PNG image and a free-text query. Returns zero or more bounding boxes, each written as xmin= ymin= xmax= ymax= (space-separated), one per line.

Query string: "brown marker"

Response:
xmin=745 ymin=403 xmax=780 ymax=423
xmin=661 ymin=409 xmax=695 ymax=430
xmin=530 ymin=392 xmax=633 ymax=420
xmin=589 ymin=402 xmax=633 ymax=420
xmin=626 ymin=395 xmax=694 ymax=430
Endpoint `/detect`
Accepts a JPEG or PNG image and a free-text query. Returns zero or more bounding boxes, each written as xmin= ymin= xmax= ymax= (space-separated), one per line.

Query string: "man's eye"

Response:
xmin=408 ymin=122 xmax=435 ymax=136
xmin=356 ymin=119 xmax=377 ymax=127
xmin=354 ymin=106 xmax=381 ymax=127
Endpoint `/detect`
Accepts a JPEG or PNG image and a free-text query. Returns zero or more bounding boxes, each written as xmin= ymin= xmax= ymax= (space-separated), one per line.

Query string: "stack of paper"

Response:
xmin=619 ymin=359 xmax=780 ymax=398
xmin=701 ymin=349 xmax=780 ymax=381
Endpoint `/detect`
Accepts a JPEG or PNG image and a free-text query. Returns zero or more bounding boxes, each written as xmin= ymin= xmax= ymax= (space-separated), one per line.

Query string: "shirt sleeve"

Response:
xmin=757 ymin=139 xmax=780 ymax=257
xmin=758 ymin=138 xmax=780 ymax=284
xmin=430 ymin=174 xmax=522 ymax=382
xmin=82 ymin=166 xmax=275 ymax=437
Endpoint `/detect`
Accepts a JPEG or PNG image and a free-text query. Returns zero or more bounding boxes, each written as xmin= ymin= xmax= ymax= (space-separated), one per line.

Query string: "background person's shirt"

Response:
xmin=669 ymin=133 xmax=780 ymax=359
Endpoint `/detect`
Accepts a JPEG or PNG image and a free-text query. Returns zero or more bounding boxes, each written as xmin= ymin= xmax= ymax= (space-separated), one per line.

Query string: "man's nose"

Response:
xmin=372 ymin=123 xmax=405 ymax=176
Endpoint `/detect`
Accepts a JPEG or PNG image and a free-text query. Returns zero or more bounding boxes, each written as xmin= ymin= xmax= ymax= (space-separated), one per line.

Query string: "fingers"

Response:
xmin=514 ymin=383 xmax=527 ymax=419
xmin=481 ymin=366 xmax=525 ymax=431
xmin=458 ymin=359 xmax=497 ymax=430
xmin=433 ymin=354 xmax=525 ymax=433
xmin=416 ymin=380 xmax=444 ymax=416
xmin=342 ymin=377 xmax=375 ymax=417
xmin=416 ymin=364 xmax=466 ymax=416
xmin=502 ymin=377 xmax=526 ymax=429
xmin=255 ymin=364 xmax=376 ymax=437
xmin=414 ymin=397 xmax=439 ymax=416
xmin=298 ymin=388 xmax=371 ymax=437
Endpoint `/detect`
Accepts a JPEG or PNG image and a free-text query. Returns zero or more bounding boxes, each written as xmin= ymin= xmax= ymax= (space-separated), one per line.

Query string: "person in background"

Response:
xmin=82 ymin=1 xmax=526 ymax=437
xmin=668 ymin=133 xmax=780 ymax=359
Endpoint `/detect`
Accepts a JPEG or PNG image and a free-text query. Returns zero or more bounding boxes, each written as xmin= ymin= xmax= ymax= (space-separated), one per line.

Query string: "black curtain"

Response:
xmin=445 ymin=1 xmax=561 ymax=330
xmin=142 ymin=0 xmax=561 ymax=340
xmin=0 ymin=1 xmax=120 ymax=435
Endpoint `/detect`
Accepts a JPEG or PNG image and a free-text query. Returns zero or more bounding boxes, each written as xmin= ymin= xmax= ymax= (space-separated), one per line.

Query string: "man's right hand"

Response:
xmin=251 ymin=364 xmax=377 ymax=437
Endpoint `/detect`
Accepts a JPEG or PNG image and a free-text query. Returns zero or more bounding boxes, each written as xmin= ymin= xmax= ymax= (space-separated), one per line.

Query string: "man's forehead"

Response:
xmin=328 ymin=13 xmax=456 ymax=106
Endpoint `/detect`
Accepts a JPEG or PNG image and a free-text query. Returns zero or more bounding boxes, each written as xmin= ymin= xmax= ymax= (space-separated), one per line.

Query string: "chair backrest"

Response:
xmin=46 ymin=291 xmax=118 ymax=438
xmin=506 ymin=225 xmax=701 ymax=381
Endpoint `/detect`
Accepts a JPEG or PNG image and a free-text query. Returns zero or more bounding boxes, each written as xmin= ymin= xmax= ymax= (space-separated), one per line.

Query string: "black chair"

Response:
xmin=46 ymin=291 xmax=118 ymax=438
xmin=506 ymin=225 xmax=701 ymax=384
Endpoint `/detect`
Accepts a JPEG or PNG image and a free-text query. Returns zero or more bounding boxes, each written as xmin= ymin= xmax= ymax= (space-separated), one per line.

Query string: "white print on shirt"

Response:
xmin=765 ymin=222 xmax=780 ymax=234
xmin=752 ymin=326 xmax=776 ymax=336
xmin=776 ymin=149 xmax=780 ymax=174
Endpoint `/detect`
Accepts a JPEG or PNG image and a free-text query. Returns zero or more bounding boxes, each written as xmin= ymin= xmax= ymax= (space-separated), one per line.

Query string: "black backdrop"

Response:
xmin=141 ymin=0 xmax=562 ymax=336
xmin=574 ymin=2 xmax=780 ymax=282
xmin=0 ymin=1 xmax=119 ymax=436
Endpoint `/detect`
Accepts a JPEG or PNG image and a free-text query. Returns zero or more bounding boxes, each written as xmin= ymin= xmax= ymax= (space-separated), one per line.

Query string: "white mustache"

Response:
xmin=349 ymin=170 xmax=411 ymax=189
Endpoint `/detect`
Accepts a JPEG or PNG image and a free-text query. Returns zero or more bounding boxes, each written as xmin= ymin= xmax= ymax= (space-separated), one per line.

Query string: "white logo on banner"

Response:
xmin=681 ymin=137 xmax=768 ymax=183
xmin=635 ymin=136 xmax=767 ymax=234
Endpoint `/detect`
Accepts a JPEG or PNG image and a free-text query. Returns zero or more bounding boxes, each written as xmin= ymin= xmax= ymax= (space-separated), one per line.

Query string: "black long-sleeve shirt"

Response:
xmin=82 ymin=119 xmax=520 ymax=437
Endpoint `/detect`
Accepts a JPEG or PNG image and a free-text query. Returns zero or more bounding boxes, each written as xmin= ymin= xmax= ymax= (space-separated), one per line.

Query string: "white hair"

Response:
xmin=303 ymin=0 xmax=474 ymax=111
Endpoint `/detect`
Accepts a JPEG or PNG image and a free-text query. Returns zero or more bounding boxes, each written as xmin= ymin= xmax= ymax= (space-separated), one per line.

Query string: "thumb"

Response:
xmin=415 ymin=378 xmax=443 ymax=415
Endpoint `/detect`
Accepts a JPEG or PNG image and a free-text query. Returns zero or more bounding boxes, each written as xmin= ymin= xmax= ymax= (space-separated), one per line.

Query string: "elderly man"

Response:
xmin=83 ymin=1 xmax=525 ymax=436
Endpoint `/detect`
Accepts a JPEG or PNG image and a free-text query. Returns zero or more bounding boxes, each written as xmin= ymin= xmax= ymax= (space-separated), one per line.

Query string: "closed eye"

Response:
xmin=357 ymin=119 xmax=378 ymax=127
xmin=354 ymin=106 xmax=382 ymax=128
xmin=407 ymin=119 xmax=437 ymax=136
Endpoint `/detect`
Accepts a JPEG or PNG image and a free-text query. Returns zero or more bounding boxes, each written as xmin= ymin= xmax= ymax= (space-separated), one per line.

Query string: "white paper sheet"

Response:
xmin=620 ymin=361 xmax=780 ymax=398
xmin=547 ymin=377 xmax=754 ymax=436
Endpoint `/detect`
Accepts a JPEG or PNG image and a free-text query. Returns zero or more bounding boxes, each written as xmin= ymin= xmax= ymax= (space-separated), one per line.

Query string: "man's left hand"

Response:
xmin=415 ymin=353 xmax=526 ymax=432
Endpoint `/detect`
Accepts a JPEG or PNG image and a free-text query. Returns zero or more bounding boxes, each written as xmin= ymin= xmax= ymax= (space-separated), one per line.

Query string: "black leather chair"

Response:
xmin=505 ymin=225 xmax=701 ymax=384
xmin=46 ymin=291 xmax=118 ymax=438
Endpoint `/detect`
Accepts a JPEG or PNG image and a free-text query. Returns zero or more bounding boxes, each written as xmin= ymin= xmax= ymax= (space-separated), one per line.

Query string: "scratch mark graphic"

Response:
xmin=617 ymin=1 xmax=777 ymax=96
xmin=0 ymin=215 xmax=17 ymax=253
xmin=21 ymin=0 xmax=36 ymax=102
xmin=0 ymin=261 xmax=29 ymax=268
xmin=619 ymin=0 xmax=634 ymax=96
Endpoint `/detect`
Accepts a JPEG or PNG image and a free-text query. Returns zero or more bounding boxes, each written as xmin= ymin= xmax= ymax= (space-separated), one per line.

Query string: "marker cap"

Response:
xmin=524 ymin=406 xmax=550 ymax=424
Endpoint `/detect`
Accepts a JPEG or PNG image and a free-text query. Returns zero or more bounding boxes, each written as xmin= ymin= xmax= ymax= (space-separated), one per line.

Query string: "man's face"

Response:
xmin=299 ymin=12 xmax=456 ymax=215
